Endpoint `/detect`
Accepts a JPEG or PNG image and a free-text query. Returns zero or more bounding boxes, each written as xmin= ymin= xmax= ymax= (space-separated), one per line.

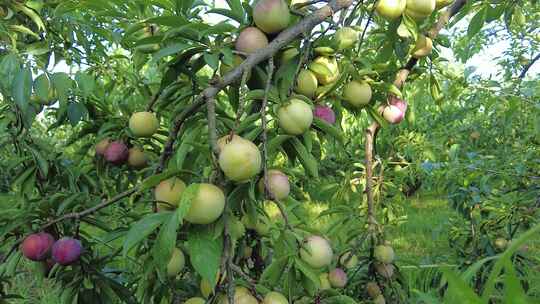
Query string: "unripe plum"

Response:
xmin=319 ymin=273 xmax=331 ymax=290
xmin=21 ymin=232 xmax=55 ymax=261
xmin=217 ymin=134 xmax=243 ymax=152
xmin=405 ymin=0 xmax=436 ymax=20
xmin=51 ymin=237 xmax=83 ymax=265
xmin=343 ymin=81 xmax=372 ymax=107
xmin=339 ymin=251 xmax=358 ymax=269
xmin=128 ymin=147 xmax=148 ymax=168
xmin=366 ymin=282 xmax=382 ymax=298
xmin=277 ymin=98 xmax=313 ymax=135
xmin=129 ymin=111 xmax=159 ymax=137
xmin=494 ymin=238 xmax=508 ymax=250
xmin=376 ymin=0 xmax=406 ymax=20
xmin=295 ymin=69 xmax=318 ymax=99
xmin=436 ymin=0 xmax=453 ymax=9
xmin=374 ymin=245 xmax=395 ymax=264
xmin=155 ymin=178 xmax=186 ymax=210
xmin=104 ymin=141 xmax=129 ymax=165
xmin=258 ymin=169 xmax=290 ymax=200
xmin=219 ymin=137 xmax=262 ymax=182
xmin=184 ymin=183 xmax=226 ymax=224
xmin=300 ymin=235 xmax=333 ymax=268
xmin=314 ymin=105 xmax=336 ymax=124
xmin=95 ymin=138 xmax=111 ymax=156
xmin=374 ymin=262 xmax=395 ymax=279
xmin=310 ymin=56 xmax=340 ymax=85
xmin=218 ymin=286 xmax=258 ymax=304
xmin=236 ymin=27 xmax=269 ymax=54
xmin=185 ymin=297 xmax=206 ymax=304
xmin=328 ymin=268 xmax=348 ymax=288
xmin=374 ymin=295 xmax=386 ymax=304
xmin=470 ymin=131 xmax=480 ymax=140
xmin=379 ymin=104 xmax=405 ymax=124
xmin=335 ymin=27 xmax=358 ymax=50
xmin=166 ymin=247 xmax=185 ymax=277
xmin=253 ymin=0 xmax=291 ymax=34
xmin=412 ymin=34 xmax=433 ymax=58
xmin=262 ymin=291 xmax=288 ymax=304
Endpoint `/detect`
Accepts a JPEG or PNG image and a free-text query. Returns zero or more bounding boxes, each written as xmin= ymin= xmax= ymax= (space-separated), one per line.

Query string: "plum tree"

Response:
xmin=127 ymin=147 xmax=147 ymax=168
xmin=374 ymin=245 xmax=395 ymax=264
xmin=129 ymin=111 xmax=159 ymax=137
xmin=51 ymin=237 xmax=83 ymax=266
xmin=253 ymin=0 xmax=291 ymax=34
xmin=412 ymin=34 xmax=433 ymax=58
xmin=309 ymin=56 xmax=340 ymax=85
xmin=95 ymin=138 xmax=111 ymax=156
xmin=277 ymin=98 xmax=313 ymax=135
xmin=300 ymin=235 xmax=333 ymax=268
xmin=166 ymin=247 xmax=185 ymax=277
xmin=154 ymin=178 xmax=186 ymax=210
xmin=376 ymin=0 xmax=406 ymax=20
xmin=219 ymin=136 xmax=262 ymax=182
xmin=328 ymin=268 xmax=348 ymax=288
xmin=184 ymin=183 xmax=226 ymax=224
xmin=21 ymin=232 xmax=55 ymax=261
xmin=405 ymin=0 xmax=436 ymax=20
xmin=343 ymin=81 xmax=372 ymax=107
xmin=295 ymin=69 xmax=318 ymax=98
xmin=258 ymin=169 xmax=290 ymax=200
xmin=236 ymin=27 xmax=269 ymax=54
xmin=104 ymin=141 xmax=129 ymax=165
xmin=313 ymin=105 xmax=336 ymax=124
xmin=262 ymin=291 xmax=288 ymax=304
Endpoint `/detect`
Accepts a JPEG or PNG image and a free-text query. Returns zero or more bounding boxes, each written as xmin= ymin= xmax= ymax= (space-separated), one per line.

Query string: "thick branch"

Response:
xmin=519 ymin=52 xmax=540 ymax=79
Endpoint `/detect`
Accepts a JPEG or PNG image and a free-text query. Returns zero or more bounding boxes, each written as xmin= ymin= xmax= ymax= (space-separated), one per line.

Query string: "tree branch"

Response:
xmin=519 ymin=52 xmax=540 ymax=79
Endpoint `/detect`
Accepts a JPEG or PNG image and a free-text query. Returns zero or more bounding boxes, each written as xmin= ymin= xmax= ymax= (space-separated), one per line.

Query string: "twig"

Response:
xmin=230 ymin=264 xmax=263 ymax=301
xmin=518 ymin=52 xmax=540 ymax=79
xmin=356 ymin=0 xmax=378 ymax=52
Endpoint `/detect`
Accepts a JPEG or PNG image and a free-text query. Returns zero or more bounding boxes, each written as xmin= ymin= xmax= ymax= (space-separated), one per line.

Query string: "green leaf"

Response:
xmin=312 ymin=117 xmax=344 ymax=143
xmin=123 ymin=212 xmax=169 ymax=256
xmin=268 ymin=135 xmax=294 ymax=154
xmin=290 ymin=138 xmax=319 ymax=178
xmin=51 ymin=72 xmax=73 ymax=104
xmin=175 ymin=183 xmax=199 ymax=224
xmin=442 ymin=269 xmax=483 ymax=304
xmin=467 ymin=7 xmax=487 ymax=38
xmin=151 ymin=43 xmax=191 ymax=63
xmin=295 ymin=258 xmax=320 ymax=289
xmin=187 ymin=226 xmax=223 ymax=285
xmin=203 ymin=52 xmax=219 ymax=70
xmin=12 ymin=67 xmax=32 ymax=112
xmin=67 ymin=102 xmax=87 ymax=126
xmin=503 ymin=258 xmax=528 ymax=304
xmin=152 ymin=211 xmax=181 ymax=276
xmin=260 ymin=256 xmax=289 ymax=286
xmin=0 ymin=53 xmax=19 ymax=92
xmin=34 ymin=74 xmax=51 ymax=101
xmin=75 ymin=72 xmax=96 ymax=97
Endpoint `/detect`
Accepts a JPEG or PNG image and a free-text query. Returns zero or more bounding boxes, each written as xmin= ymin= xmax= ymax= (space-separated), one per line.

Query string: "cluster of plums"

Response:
xmin=21 ymin=232 xmax=83 ymax=266
xmin=95 ymin=111 xmax=160 ymax=167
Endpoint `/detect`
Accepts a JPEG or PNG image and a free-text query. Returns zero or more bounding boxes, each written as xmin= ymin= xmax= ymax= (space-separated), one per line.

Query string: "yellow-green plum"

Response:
xmin=412 ymin=34 xmax=433 ymax=58
xmin=319 ymin=273 xmax=331 ymax=290
xmin=129 ymin=111 xmax=159 ymax=137
xmin=253 ymin=0 xmax=291 ymax=34
xmin=335 ymin=27 xmax=358 ymax=50
xmin=343 ymin=81 xmax=372 ymax=107
xmin=185 ymin=297 xmax=206 ymax=304
xmin=374 ymin=245 xmax=395 ymax=264
xmin=263 ymin=291 xmax=288 ymax=304
xmin=184 ymin=183 xmax=226 ymax=224
xmin=405 ymin=0 xmax=436 ymax=20
xmin=95 ymin=138 xmax=111 ymax=156
xmin=236 ymin=27 xmax=269 ymax=54
xmin=328 ymin=268 xmax=347 ymax=288
xmin=217 ymin=286 xmax=258 ymax=304
xmin=127 ymin=147 xmax=147 ymax=168
xmin=154 ymin=178 xmax=186 ymax=210
xmin=309 ymin=56 xmax=340 ymax=85
xmin=166 ymin=248 xmax=185 ymax=277
xmin=376 ymin=0 xmax=406 ymax=20
xmin=366 ymin=282 xmax=382 ymax=298
xmin=300 ymin=235 xmax=333 ymax=268
xmin=277 ymin=98 xmax=313 ymax=135
xmin=258 ymin=169 xmax=290 ymax=200
xmin=295 ymin=69 xmax=318 ymax=98
xmin=374 ymin=262 xmax=395 ymax=279
xmin=339 ymin=251 xmax=359 ymax=269
xmin=219 ymin=137 xmax=262 ymax=182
